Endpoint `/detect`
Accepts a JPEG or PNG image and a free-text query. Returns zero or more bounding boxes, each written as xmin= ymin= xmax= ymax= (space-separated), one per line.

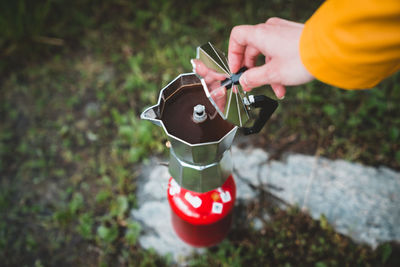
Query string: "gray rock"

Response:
xmin=232 ymin=146 xmax=400 ymax=248
xmin=132 ymin=146 xmax=400 ymax=262
xmin=252 ymin=217 xmax=264 ymax=231
xmin=131 ymin=201 xmax=198 ymax=261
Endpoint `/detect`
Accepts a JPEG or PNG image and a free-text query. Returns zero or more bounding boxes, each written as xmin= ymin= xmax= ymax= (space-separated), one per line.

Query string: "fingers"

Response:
xmin=191 ymin=59 xmax=227 ymax=82
xmin=239 ymin=62 xmax=280 ymax=91
xmin=271 ymin=83 xmax=286 ymax=99
xmin=243 ymin=45 xmax=260 ymax=69
xmin=227 ymin=17 xmax=308 ymax=97
xmin=228 ymin=25 xmax=256 ymax=73
xmin=240 ymin=65 xmax=286 ymax=99
xmin=239 ymin=62 xmax=286 ymax=99
xmin=191 ymin=59 xmax=209 ymax=77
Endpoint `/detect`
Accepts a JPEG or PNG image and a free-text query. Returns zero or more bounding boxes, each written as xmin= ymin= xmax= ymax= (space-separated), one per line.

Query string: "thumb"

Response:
xmin=239 ymin=63 xmax=280 ymax=91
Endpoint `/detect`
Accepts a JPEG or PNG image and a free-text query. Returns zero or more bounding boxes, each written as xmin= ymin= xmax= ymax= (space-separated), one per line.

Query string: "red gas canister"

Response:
xmin=167 ymin=175 xmax=236 ymax=247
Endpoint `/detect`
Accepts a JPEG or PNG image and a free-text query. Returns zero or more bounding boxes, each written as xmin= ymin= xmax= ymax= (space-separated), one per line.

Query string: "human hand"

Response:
xmin=228 ymin=17 xmax=314 ymax=99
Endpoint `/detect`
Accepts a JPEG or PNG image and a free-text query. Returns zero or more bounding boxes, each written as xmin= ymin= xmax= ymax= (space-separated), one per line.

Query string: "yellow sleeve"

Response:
xmin=300 ymin=0 xmax=400 ymax=89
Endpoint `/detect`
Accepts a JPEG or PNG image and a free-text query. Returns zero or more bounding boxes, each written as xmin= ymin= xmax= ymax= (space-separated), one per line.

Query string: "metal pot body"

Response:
xmin=141 ymin=73 xmax=237 ymax=192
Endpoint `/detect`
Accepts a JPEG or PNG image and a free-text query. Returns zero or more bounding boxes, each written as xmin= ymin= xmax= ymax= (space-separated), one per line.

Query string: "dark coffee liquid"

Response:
xmin=161 ymin=84 xmax=234 ymax=144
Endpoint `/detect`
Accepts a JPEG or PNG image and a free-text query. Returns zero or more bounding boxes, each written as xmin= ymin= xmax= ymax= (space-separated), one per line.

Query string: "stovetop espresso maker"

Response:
xmin=141 ymin=42 xmax=278 ymax=247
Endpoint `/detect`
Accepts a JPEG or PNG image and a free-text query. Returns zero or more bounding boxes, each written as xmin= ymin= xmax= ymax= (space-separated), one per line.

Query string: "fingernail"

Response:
xmin=190 ymin=59 xmax=196 ymax=73
xmin=278 ymin=95 xmax=285 ymax=100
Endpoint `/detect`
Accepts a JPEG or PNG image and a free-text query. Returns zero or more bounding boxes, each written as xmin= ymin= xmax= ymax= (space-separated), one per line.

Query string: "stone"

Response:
xmin=252 ymin=217 xmax=264 ymax=231
xmin=131 ymin=146 xmax=400 ymax=262
xmin=232 ymin=147 xmax=400 ymax=249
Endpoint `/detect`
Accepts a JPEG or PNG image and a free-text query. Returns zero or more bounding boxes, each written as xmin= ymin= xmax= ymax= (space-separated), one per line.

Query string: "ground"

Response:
xmin=1 ymin=0 xmax=399 ymax=266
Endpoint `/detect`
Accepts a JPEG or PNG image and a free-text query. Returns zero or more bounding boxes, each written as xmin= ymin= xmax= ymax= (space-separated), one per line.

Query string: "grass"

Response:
xmin=1 ymin=0 xmax=399 ymax=266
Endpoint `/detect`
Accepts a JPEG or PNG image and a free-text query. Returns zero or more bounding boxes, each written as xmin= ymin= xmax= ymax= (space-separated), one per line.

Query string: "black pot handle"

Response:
xmin=242 ymin=95 xmax=278 ymax=135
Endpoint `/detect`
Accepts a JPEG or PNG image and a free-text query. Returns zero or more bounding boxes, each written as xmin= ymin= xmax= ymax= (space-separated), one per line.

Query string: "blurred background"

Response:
xmin=1 ymin=0 xmax=399 ymax=266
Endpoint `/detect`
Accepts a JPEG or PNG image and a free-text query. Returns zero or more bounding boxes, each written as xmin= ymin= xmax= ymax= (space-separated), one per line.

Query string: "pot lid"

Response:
xmin=194 ymin=42 xmax=278 ymax=135
xmin=195 ymin=42 xmax=251 ymax=128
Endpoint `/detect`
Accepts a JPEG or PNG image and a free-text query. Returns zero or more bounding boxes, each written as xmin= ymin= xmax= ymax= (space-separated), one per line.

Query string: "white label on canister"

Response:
xmin=184 ymin=192 xmax=202 ymax=208
xmin=169 ymin=179 xmax=181 ymax=196
xmin=212 ymin=202 xmax=223 ymax=214
xmin=217 ymin=188 xmax=231 ymax=203
xmin=220 ymin=191 xmax=231 ymax=203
